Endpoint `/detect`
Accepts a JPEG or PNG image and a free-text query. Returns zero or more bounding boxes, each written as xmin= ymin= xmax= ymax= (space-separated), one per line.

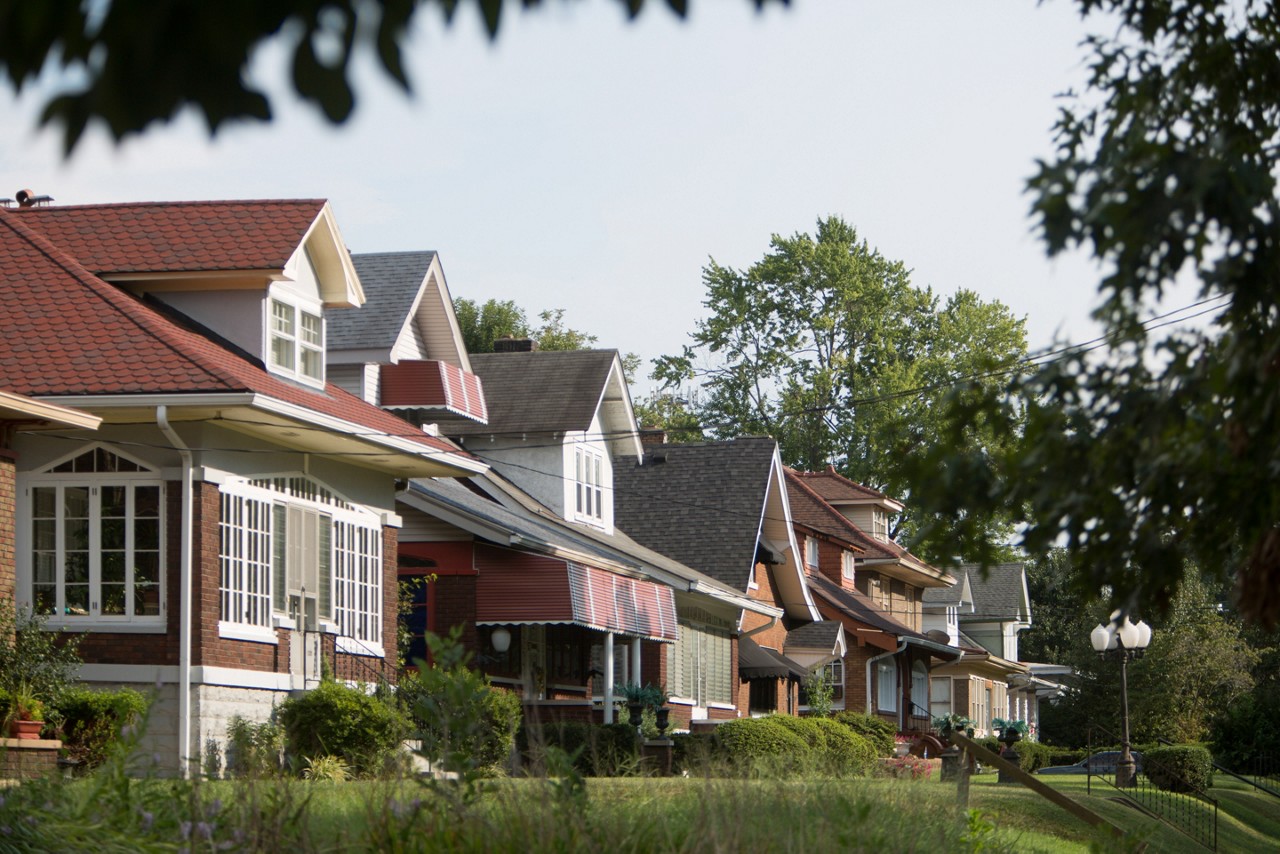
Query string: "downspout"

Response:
xmin=865 ymin=640 xmax=908 ymax=724
xmin=157 ymin=406 xmax=193 ymax=779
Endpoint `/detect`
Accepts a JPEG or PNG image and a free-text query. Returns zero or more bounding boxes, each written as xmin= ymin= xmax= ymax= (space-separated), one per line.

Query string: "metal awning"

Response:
xmin=476 ymin=552 xmax=678 ymax=642
xmin=739 ymin=635 xmax=808 ymax=680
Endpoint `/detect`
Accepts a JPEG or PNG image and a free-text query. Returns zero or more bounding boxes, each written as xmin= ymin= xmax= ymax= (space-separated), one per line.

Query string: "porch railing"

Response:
xmin=1088 ymin=726 xmax=1218 ymax=851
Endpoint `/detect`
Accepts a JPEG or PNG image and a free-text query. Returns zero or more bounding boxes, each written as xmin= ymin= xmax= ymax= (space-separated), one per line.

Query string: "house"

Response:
xmin=324 ymin=265 xmax=776 ymax=728
xmin=923 ymin=563 xmax=1050 ymax=737
xmin=784 ymin=467 xmax=959 ymax=733
xmin=0 ymin=199 xmax=485 ymax=774
xmin=613 ymin=438 xmax=840 ymax=723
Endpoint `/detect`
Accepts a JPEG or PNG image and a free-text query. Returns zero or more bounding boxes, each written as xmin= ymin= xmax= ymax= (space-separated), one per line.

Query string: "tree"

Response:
xmin=453 ymin=298 xmax=598 ymax=354
xmin=0 ymin=0 xmax=781 ymax=154
xmin=654 ymin=216 xmax=1028 ymax=554
xmin=906 ymin=0 xmax=1280 ymax=627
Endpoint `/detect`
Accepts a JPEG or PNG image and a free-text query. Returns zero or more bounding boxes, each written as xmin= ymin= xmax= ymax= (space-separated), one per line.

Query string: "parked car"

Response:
xmin=1037 ymin=751 xmax=1144 ymax=775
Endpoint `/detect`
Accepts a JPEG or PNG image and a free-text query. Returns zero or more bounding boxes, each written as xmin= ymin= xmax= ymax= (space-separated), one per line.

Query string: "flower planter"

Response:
xmin=655 ymin=707 xmax=670 ymax=737
xmin=9 ymin=719 xmax=45 ymax=740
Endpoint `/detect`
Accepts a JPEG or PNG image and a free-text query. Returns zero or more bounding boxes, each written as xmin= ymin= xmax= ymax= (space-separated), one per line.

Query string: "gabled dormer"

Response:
xmin=793 ymin=465 xmax=904 ymax=542
xmin=13 ymin=199 xmax=362 ymax=392
xmin=328 ymin=251 xmax=487 ymax=424
xmin=448 ymin=347 xmax=642 ymax=534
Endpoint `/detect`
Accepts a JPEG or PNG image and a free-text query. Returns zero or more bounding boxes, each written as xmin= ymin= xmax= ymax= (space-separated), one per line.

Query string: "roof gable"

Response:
xmin=961 ymin=563 xmax=1031 ymax=623
xmin=792 ymin=465 xmax=905 ymax=513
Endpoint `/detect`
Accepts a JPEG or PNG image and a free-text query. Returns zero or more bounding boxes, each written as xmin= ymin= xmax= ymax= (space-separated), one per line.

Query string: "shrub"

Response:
xmin=812 ymin=717 xmax=878 ymax=775
xmin=831 ymin=711 xmax=896 ymax=757
xmin=768 ymin=714 xmax=827 ymax=752
xmin=226 ymin=714 xmax=285 ymax=778
xmin=1210 ymin=689 xmax=1280 ymax=770
xmin=713 ymin=717 xmax=810 ymax=772
xmin=522 ymin=721 xmax=640 ymax=776
xmin=52 ymin=687 xmax=149 ymax=769
xmin=0 ymin=602 xmax=83 ymax=706
xmin=302 ymin=754 xmax=350 ymax=782
xmin=670 ymin=732 xmax=715 ymax=774
xmin=881 ymin=753 xmax=933 ymax=780
xmin=278 ymin=680 xmax=410 ymax=777
xmin=1010 ymin=739 xmax=1054 ymax=773
xmin=1144 ymin=744 xmax=1213 ymax=793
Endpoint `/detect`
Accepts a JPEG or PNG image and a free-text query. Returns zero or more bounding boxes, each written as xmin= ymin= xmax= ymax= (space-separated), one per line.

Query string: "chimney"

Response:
xmin=639 ymin=428 xmax=668 ymax=447
xmin=2 ymin=189 xmax=54 ymax=209
xmin=493 ymin=337 xmax=537 ymax=353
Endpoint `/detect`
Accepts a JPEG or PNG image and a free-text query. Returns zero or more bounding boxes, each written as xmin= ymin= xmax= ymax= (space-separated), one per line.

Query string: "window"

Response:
xmin=871 ymin=508 xmax=889 ymax=541
xmin=805 ymin=537 xmax=819 ymax=570
xmin=877 ymin=660 xmax=897 ymax=713
xmin=748 ymin=678 xmax=777 ymax=713
xmin=269 ymin=297 xmax=324 ymax=383
xmin=818 ymin=658 xmax=844 ymax=701
xmin=670 ymin=622 xmax=732 ymax=705
xmin=218 ymin=476 xmax=382 ymax=649
xmin=574 ymin=446 xmax=604 ymax=522
xmin=841 ymin=550 xmax=856 ymax=582
xmin=26 ymin=447 xmax=163 ymax=624
xmin=910 ymin=661 xmax=929 ymax=718
xmin=930 ymin=676 xmax=952 ymax=719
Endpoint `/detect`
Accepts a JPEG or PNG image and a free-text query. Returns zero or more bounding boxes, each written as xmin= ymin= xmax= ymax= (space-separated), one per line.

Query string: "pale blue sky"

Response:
xmin=0 ymin=1 xmax=1122 ymax=395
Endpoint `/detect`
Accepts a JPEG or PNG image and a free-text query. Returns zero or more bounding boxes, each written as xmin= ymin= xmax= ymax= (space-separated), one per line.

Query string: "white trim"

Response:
xmin=218 ymin=622 xmax=278 ymax=644
xmin=273 ymin=614 xmax=297 ymax=630
xmin=76 ymin=663 xmax=296 ymax=691
xmin=336 ymin=636 xmax=385 ymax=657
xmin=707 ymin=702 xmax=737 ymax=711
xmin=0 ymin=390 xmax=102 ymax=430
xmin=41 ymin=621 xmax=166 ymax=634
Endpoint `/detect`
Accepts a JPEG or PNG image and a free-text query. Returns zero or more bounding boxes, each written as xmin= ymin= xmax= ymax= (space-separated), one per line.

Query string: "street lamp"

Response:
xmin=1090 ymin=611 xmax=1152 ymax=787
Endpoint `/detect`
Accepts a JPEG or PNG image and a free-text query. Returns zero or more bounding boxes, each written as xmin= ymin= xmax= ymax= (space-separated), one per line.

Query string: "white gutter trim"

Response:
xmin=39 ymin=393 xmax=257 ymax=409
xmin=688 ymin=580 xmax=782 ymax=617
xmin=157 ymin=406 xmax=194 ymax=779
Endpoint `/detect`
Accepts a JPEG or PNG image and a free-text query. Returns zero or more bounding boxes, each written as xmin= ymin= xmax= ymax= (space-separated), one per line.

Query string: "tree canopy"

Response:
xmin=654 ymin=215 xmax=1028 ymax=554
xmin=905 ymin=0 xmax=1280 ymax=627
xmin=453 ymin=298 xmax=598 ymax=353
xmin=0 ymin=0 xmax=781 ymax=154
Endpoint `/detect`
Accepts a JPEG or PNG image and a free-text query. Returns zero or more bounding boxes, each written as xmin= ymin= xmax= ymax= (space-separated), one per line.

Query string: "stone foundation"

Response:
xmin=1 ymin=738 xmax=62 ymax=780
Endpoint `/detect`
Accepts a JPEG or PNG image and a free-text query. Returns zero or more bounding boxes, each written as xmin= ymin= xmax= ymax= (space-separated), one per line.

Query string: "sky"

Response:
xmin=0 ymin=0 xmax=1124 ymax=397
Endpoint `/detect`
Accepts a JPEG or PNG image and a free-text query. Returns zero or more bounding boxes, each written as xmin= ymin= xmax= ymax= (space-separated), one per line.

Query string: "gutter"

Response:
xmin=157 ymin=406 xmax=193 ymax=779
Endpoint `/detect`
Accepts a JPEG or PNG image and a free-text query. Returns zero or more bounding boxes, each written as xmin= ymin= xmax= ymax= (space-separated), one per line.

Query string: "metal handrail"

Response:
xmin=1089 ymin=726 xmax=1218 ymax=851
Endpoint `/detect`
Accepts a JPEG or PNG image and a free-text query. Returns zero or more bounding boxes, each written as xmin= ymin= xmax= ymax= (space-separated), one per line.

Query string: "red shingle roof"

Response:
xmin=785 ymin=470 xmax=895 ymax=561
xmin=0 ymin=207 xmax=465 ymax=458
xmin=792 ymin=465 xmax=897 ymax=504
xmin=9 ymin=200 xmax=326 ymax=274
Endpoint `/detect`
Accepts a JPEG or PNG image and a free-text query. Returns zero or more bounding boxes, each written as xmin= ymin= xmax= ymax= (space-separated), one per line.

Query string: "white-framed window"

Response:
xmin=871 ymin=508 xmax=889 ymax=541
xmin=25 ymin=446 xmax=164 ymax=625
xmin=670 ymin=622 xmax=732 ymax=705
xmin=820 ymin=658 xmax=845 ymax=701
xmin=574 ymin=446 xmax=604 ymax=522
xmin=269 ymin=296 xmax=324 ymax=384
xmin=930 ymin=676 xmax=952 ymax=720
xmin=218 ymin=475 xmax=382 ymax=650
xmin=841 ymin=549 xmax=856 ymax=582
xmin=910 ymin=660 xmax=928 ymax=718
xmin=805 ymin=537 xmax=819 ymax=570
xmin=877 ymin=659 xmax=897 ymax=713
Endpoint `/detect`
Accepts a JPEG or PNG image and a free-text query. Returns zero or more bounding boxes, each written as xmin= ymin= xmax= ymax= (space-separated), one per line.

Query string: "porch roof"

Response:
xmin=739 ymin=635 xmax=808 ymax=680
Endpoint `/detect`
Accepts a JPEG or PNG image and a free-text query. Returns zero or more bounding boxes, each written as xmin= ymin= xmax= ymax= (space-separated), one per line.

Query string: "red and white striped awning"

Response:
xmin=475 ymin=545 xmax=678 ymax=642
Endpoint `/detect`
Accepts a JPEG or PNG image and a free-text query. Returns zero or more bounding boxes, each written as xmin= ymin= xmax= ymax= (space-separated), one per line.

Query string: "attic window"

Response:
xmin=270 ymin=297 xmax=324 ymax=384
xmin=574 ymin=446 xmax=604 ymax=523
xmin=872 ymin=508 xmax=889 ymax=541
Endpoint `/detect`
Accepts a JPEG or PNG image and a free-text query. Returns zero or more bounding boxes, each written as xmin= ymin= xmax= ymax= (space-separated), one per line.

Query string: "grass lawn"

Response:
xmin=2 ymin=767 xmax=1277 ymax=851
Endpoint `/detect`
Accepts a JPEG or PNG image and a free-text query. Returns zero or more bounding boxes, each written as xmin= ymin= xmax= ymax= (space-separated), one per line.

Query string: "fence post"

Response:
xmin=957 ymin=747 xmax=971 ymax=809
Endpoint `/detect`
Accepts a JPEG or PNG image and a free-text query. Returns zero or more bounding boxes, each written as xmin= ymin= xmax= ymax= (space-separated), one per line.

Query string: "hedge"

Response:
xmin=811 ymin=717 xmax=878 ymax=775
xmin=714 ymin=716 xmax=810 ymax=769
xmin=831 ymin=712 xmax=896 ymax=757
xmin=521 ymin=721 xmax=641 ymax=777
xmin=51 ymin=687 xmax=149 ymax=769
xmin=1144 ymin=744 xmax=1213 ymax=793
xmin=768 ymin=715 xmax=828 ymax=752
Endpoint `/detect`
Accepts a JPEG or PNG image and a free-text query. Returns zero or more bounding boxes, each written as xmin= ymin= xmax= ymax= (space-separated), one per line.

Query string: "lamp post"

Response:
xmin=1090 ymin=612 xmax=1152 ymax=788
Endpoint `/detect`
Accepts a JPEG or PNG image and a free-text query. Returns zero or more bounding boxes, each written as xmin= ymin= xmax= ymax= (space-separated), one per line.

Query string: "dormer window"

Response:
xmin=270 ymin=297 xmax=324 ymax=384
xmin=841 ymin=550 xmax=856 ymax=582
xmin=805 ymin=537 xmax=819 ymax=570
xmin=871 ymin=508 xmax=889 ymax=541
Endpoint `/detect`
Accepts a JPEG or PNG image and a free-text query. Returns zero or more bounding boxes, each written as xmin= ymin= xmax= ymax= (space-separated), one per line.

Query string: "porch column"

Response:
xmin=631 ymin=639 xmax=642 ymax=689
xmin=603 ymin=632 xmax=615 ymax=724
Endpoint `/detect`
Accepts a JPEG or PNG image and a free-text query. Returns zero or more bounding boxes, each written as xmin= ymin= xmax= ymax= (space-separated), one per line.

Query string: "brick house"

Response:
xmin=0 ymin=200 xmax=484 ymax=774
xmin=785 ymin=467 xmax=960 ymax=734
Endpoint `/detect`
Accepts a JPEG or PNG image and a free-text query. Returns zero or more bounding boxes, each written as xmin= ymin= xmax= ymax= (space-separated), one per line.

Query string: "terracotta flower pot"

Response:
xmin=10 ymin=719 xmax=44 ymax=739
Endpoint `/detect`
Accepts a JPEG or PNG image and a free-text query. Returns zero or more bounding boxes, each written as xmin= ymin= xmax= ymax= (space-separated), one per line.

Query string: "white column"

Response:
xmin=603 ymin=633 xmax=615 ymax=723
xmin=631 ymin=639 xmax=642 ymax=689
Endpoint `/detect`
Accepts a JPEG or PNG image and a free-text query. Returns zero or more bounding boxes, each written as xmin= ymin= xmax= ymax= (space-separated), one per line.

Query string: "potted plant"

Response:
xmin=650 ymin=685 xmax=671 ymax=737
xmin=992 ymin=718 xmax=1028 ymax=746
xmin=932 ymin=713 xmax=972 ymax=743
xmin=6 ymin=686 xmax=46 ymax=739
xmin=615 ymin=682 xmax=649 ymax=729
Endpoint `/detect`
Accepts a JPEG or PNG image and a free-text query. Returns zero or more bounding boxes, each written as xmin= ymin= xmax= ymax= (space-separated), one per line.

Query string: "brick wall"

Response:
xmin=432 ymin=574 xmax=478 ymax=654
xmin=0 ymin=449 xmax=15 ymax=601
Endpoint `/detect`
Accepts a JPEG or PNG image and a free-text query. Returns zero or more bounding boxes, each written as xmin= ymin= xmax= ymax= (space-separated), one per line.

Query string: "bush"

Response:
xmin=1144 ymin=744 xmax=1213 ymax=793
xmin=812 ymin=717 xmax=878 ymax=775
xmin=401 ymin=669 xmax=522 ymax=773
xmin=768 ymin=714 xmax=827 ymax=752
xmin=1010 ymin=740 xmax=1055 ymax=773
xmin=832 ymin=712 xmax=896 ymax=757
xmin=51 ymin=687 xmax=149 ymax=769
xmin=0 ymin=602 xmax=83 ymax=706
xmin=713 ymin=717 xmax=810 ymax=772
xmin=1209 ymin=690 xmax=1280 ymax=771
xmin=521 ymin=721 xmax=640 ymax=776
xmin=226 ymin=714 xmax=285 ymax=778
xmin=671 ymin=732 xmax=715 ymax=774
xmin=278 ymin=680 xmax=410 ymax=777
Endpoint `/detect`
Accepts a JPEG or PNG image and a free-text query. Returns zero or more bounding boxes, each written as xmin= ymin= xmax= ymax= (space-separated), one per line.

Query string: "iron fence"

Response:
xmin=1088 ymin=726 xmax=1217 ymax=851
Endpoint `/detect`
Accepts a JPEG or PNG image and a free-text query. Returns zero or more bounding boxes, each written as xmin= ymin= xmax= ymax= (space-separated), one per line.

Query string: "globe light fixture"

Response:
xmin=1089 ymin=613 xmax=1152 ymax=788
xmin=491 ymin=626 xmax=512 ymax=654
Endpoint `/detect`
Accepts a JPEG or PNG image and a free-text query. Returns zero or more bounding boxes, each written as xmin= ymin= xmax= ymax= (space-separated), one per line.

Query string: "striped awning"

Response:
xmin=475 ymin=545 xmax=678 ymax=642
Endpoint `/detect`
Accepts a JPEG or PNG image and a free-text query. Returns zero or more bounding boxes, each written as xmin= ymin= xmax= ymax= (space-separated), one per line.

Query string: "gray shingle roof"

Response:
xmin=613 ymin=437 xmax=778 ymax=593
xmin=784 ymin=620 xmax=843 ymax=653
xmin=329 ymin=251 xmax=437 ymax=351
xmin=448 ymin=350 xmax=618 ymax=436
xmin=923 ymin=570 xmax=969 ymax=606
xmin=961 ymin=563 xmax=1029 ymax=621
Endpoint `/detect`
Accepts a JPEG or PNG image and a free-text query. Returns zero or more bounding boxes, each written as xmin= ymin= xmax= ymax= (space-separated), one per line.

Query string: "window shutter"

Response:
xmin=318 ymin=515 xmax=332 ymax=621
xmin=272 ymin=504 xmax=287 ymax=612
